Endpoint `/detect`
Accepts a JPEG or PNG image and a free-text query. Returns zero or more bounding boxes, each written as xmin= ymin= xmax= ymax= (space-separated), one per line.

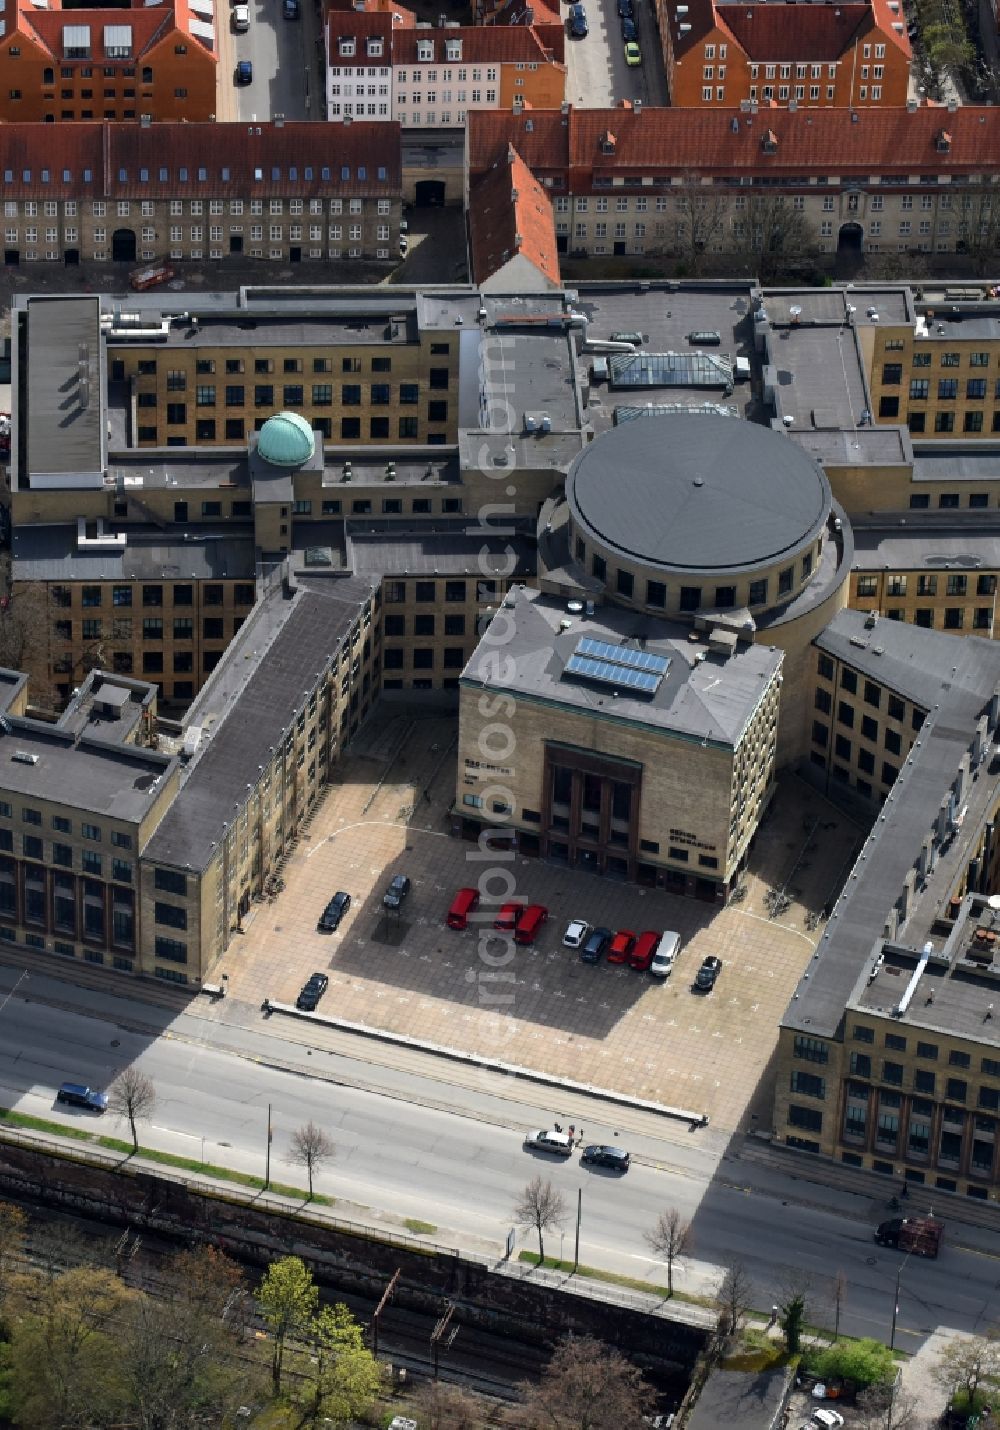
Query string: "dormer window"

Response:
xmin=339 ymin=37 xmax=356 ymax=57
xmin=367 ymin=37 xmax=383 ymax=56
xmin=761 ymin=128 xmax=777 ymax=153
xmin=446 ymin=38 xmax=462 ymax=60
xmin=936 ymin=129 xmax=952 ymax=153
xmin=599 ymin=129 xmax=616 ymax=154
xmin=417 ymin=39 xmax=433 ymax=60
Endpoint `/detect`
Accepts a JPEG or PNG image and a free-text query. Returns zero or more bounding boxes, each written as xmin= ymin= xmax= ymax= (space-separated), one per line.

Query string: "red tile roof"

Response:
xmin=388 ymin=22 xmax=564 ymax=62
xmin=12 ymin=0 xmax=211 ymax=58
xmin=0 ymin=122 xmax=401 ymax=199
xmin=669 ymin=0 xmax=910 ymax=62
xmin=468 ymin=142 xmax=560 ymax=287
xmin=468 ymin=104 xmax=1000 ymax=181
xmin=326 ymin=0 xmax=416 ymax=18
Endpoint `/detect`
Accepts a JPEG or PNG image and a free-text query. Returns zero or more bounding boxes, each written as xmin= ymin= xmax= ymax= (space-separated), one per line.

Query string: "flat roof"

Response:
xmin=130 ymin=308 xmax=420 ymax=351
xmin=852 ymin=518 xmax=1000 ymax=573
xmin=108 ymin=452 xmax=251 ymax=492
xmin=915 ymin=310 xmax=1000 ymax=342
xmin=26 ymin=296 xmax=104 ymax=480
xmin=762 ymin=287 xmax=912 ymax=327
xmin=0 ymin=716 xmax=173 ymax=824
xmin=912 ymin=444 xmax=1000 ymax=484
xmin=782 ymin=609 xmax=1000 ymax=1038
xmin=12 ymin=523 xmax=256 ymax=582
xmin=348 ymin=528 xmax=536 ymax=578
xmin=792 ymin=426 xmax=910 ymax=468
xmin=144 ymin=577 xmax=376 ymax=873
xmin=462 ymin=586 xmax=783 ymax=748
xmin=566 ymin=413 xmax=830 ymax=573
xmin=766 ymin=323 xmax=870 ymax=432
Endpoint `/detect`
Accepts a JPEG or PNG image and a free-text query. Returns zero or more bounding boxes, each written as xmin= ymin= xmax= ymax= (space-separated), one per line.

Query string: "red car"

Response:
xmin=629 ymin=930 xmax=660 ymax=972
xmin=494 ymin=901 xmax=525 ymax=932
xmin=514 ymin=903 xmax=548 ymax=945
xmin=607 ymin=929 xmax=636 ymax=964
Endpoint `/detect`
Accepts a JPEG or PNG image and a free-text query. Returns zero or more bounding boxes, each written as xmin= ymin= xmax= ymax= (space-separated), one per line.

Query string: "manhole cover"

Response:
xmin=110 ymin=1039 xmax=120 ymax=1048
xmin=865 ymin=1256 xmax=878 ymax=1265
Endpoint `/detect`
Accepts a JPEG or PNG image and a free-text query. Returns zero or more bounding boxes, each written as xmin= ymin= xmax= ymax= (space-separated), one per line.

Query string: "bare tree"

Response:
xmin=513 ymin=1176 xmax=567 ymax=1264
xmin=672 ymin=175 xmax=730 ymax=275
xmin=519 ymin=1335 xmax=656 ymax=1430
xmin=933 ymin=1328 xmax=1000 ymax=1408
xmin=106 ymin=1067 xmax=156 ymax=1154
xmin=955 ymin=189 xmax=1000 ymax=275
xmin=856 ymin=1382 xmax=920 ymax=1430
xmin=743 ymin=193 xmax=817 ymax=281
xmin=717 ymin=1258 xmax=754 ymax=1337
xmin=0 ymin=582 xmax=61 ymax=709
xmin=410 ymin=1378 xmax=483 ymax=1429
xmin=831 ymin=1270 xmax=847 ymax=1342
xmin=645 ymin=1207 xmax=692 ymax=1298
xmin=288 ymin=1121 xmax=335 ymax=1200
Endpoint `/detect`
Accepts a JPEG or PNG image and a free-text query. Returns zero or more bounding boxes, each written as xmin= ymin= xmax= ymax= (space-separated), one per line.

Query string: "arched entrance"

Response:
xmin=414 ymin=179 xmax=445 ymax=207
xmin=837 ymin=222 xmax=863 ymax=254
xmin=112 ymin=228 xmax=137 ymax=263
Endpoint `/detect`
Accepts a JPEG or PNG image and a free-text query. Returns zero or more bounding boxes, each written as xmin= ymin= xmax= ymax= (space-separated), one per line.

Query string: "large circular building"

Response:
xmin=565 ymin=414 xmax=832 ymax=620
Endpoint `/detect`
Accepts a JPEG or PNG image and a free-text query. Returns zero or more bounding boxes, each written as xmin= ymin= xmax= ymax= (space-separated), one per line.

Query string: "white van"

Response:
xmin=650 ymin=930 xmax=681 ymax=978
xmin=233 ymin=3 xmax=249 ymax=29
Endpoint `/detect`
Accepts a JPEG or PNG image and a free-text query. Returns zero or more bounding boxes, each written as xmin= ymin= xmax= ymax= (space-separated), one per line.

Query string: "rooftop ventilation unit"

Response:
xmin=11 ymin=750 xmax=38 ymax=765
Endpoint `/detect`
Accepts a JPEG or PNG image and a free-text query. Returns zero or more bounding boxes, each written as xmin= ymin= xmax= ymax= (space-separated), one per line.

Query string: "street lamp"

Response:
xmin=889 ymin=1250 xmax=913 ymax=1351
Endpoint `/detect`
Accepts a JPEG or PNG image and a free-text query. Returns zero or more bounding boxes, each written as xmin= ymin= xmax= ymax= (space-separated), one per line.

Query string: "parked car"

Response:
xmin=563 ymin=918 xmax=590 ymax=948
xmin=811 ymin=1412 xmax=845 ymax=1430
xmin=621 ymin=16 xmax=638 ymax=40
xmin=296 ymin=972 xmax=329 ymax=1010
xmin=383 ymin=873 xmax=411 ymax=910
xmin=495 ymin=901 xmax=525 ymax=932
xmin=235 ymin=59 xmax=253 ymax=84
xmin=629 ymin=930 xmax=660 ymax=972
xmin=581 ymin=1144 xmax=630 ymax=1171
xmin=317 ymin=890 xmax=351 ymax=933
xmin=446 ymin=886 xmax=479 ymax=929
xmin=568 ymin=3 xmax=588 ymax=36
xmin=650 ymin=930 xmax=681 ymax=979
xmin=617 ymin=0 xmax=633 ymax=16
xmin=514 ymin=903 xmax=548 ymax=945
xmin=524 ymin=1128 xmax=573 ymax=1157
xmin=694 ymin=955 xmax=723 ymax=991
xmin=399 ymin=236 xmax=409 ymax=257
xmin=56 ymin=1082 xmax=107 ymax=1113
xmin=607 ymin=930 xmax=636 ymax=965
xmin=581 ymin=926 xmax=612 ymax=963
xmin=233 ymin=4 xmax=249 ymax=29
xmin=624 ymin=38 xmax=641 ymax=65
xmin=284 ymin=0 xmax=300 ymax=16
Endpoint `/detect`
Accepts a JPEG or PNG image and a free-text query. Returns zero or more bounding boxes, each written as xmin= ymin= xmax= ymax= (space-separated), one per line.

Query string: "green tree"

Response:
xmin=258 ymin=1255 xmax=319 ymax=1395
xmin=0 ymin=1200 xmax=28 ymax=1317
xmin=933 ymin=1328 xmax=1000 ymax=1412
xmin=5 ymin=1266 xmax=136 ymax=1428
xmin=779 ymin=1290 xmax=806 ymax=1355
xmin=814 ymin=1337 xmax=895 ymax=1388
xmin=293 ymin=1302 xmax=382 ymax=1426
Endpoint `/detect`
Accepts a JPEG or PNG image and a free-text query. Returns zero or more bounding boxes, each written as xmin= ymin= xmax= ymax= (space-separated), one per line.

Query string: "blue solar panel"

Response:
xmin=576 ymin=636 xmax=670 ymax=676
xmin=564 ymin=653 xmax=661 ymax=696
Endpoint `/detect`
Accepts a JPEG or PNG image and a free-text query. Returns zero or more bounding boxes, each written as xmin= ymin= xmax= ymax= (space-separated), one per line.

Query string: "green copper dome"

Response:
xmin=257 ymin=411 xmax=315 ymax=467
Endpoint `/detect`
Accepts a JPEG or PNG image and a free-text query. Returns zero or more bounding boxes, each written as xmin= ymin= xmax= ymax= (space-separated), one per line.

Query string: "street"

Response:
xmin=563 ymin=0 xmax=668 ymax=109
xmin=218 ymin=0 xmax=321 ymax=121
xmin=0 ymin=963 xmax=998 ymax=1352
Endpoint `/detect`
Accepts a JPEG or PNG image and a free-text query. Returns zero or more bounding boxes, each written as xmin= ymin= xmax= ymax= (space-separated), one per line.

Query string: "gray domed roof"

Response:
xmin=257 ymin=411 xmax=315 ymax=468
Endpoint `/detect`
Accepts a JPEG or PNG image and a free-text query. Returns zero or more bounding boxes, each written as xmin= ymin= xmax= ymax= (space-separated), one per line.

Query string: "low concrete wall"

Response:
xmin=0 ymin=1136 xmax=708 ymax=1371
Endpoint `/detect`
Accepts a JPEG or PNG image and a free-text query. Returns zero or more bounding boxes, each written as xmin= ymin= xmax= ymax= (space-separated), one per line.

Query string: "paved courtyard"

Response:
xmin=215 ymin=708 xmax=863 ymax=1133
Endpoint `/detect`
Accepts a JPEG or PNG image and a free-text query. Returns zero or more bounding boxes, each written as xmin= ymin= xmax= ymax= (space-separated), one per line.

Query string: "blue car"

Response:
xmin=235 ymin=59 xmax=253 ymax=85
xmin=569 ymin=3 xmax=588 ymax=36
xmin=580 ymin=926 xmax=612 ymax=963
xmin=621 ymin=16 xmax=637 ymax=40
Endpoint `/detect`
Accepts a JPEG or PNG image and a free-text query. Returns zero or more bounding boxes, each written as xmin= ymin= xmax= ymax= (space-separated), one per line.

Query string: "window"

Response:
xmin=155 ymin=901 xmax=187 ymax=930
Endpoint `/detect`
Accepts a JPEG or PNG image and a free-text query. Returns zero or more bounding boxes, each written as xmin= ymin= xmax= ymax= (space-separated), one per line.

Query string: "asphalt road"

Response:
xmin=227 ymin=0 xmax=318 ymax=121
xmin=563 ymin=0 xmax=668 ymax=110
xmin=1 ymin=973 xmax=999 ymax=1351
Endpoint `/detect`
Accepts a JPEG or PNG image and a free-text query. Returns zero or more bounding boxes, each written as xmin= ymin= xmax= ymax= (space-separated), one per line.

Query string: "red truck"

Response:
xmin=874 ymin=1215 xmax=944 ymax=1258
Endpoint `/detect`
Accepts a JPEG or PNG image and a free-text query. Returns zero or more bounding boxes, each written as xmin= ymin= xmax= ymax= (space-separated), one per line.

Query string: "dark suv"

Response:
xmin=695 ymin=955 xmax=723 ymax=991
xmin=581 ymin=1144 xmax=630 ymax=1172
xmin=383 ymin=874 xmax=411 ymax=910
xmin=296 ymin=972 xmax=330 ymax=1011
xmin=580 ymin=926 xmax=612 ymax=963
xmin=56 ymin=1082 xmax=108 ymax=1113
xmin=317 ymin=890 xmax=351 ymax=933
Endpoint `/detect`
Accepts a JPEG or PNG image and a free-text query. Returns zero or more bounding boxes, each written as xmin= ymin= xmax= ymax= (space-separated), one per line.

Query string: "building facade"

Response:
xmin=0 ymin=0 xmax=217 ymax=124
xmin=467 ymin=104 xmax=1000 ymax=261
xmin=0 ymin=121 xmax=401 ymax=268
xmin=658 ymin=0 xmax=910 ymax=111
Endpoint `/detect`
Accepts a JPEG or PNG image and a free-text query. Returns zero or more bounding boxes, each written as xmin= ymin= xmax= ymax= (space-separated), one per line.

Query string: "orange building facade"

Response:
xmin=660 ymin=0 xmax=911 ymax=110
xmin=0 ymin=0 xmax=216 ymax=123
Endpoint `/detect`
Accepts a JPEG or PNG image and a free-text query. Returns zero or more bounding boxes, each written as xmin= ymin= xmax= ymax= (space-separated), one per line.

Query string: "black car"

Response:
xmin=617 ymin=0 xmax=634 ymax=17
xmin=621 ymin=16 xmax=638 ymax=39
xmin=296 ymin=971 xmax=330 ymax=1010
xmin=317 ymin=890 xmax=351 ymax=933
xmin=56 ymin=1081 xmax=108 ymax=1112
xmin=568 ymin=3 xmax=588 ymax=36
xmin=284 ymin=0 xmax=299 ymax=15
xmin=383 ymin=873 xmax=411 ymax=910
xmin=580 ymin=926 xmax=612 ymax=963
xmin=694 ymin=955 xmax=722 ymax=991
xmin=581 ymin=1144 xmax=630 ymax=1171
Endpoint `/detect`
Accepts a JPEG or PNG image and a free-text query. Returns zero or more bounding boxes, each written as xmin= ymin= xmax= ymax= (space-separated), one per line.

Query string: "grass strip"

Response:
xmin=517 ymin=1250 xmax=713 ymax=1306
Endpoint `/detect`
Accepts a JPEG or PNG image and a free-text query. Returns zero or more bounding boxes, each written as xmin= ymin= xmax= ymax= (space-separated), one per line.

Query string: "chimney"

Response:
xmin=275 ymin=115 xmax=284 ymax=128
xmin=560 ymin=100 xmax=570 ymax=116
xmin=634 ymin=98 xmax=642 ymax=115
xmin=344 ymin=113 xmax=353 ymax=125
xmin=906 ymin=96 xmax=918 ymax=111
xmin=140 ymin=114 xmax=151 ymax=128
xmin=514 ymin=232 xmax=523 ymax=248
